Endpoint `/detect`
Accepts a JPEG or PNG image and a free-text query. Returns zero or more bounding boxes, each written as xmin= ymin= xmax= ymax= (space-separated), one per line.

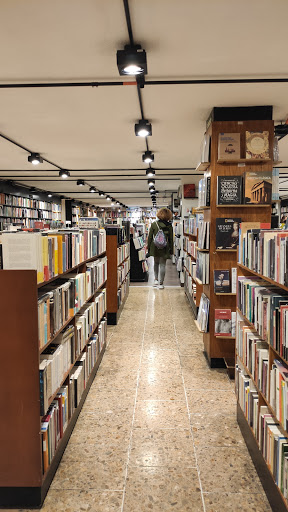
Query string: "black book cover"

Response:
xmin=214 ymin=270 xmax=231 ymax=293
xmin=206 ymin=177 xmax=211 ymax=206
xmin=0 ymin=244 xmax=2 ymax=269
xmin=216 ymin=218 xmax=241 ymax=250
xmin=217 ymin=176 xmax=242 ymax=205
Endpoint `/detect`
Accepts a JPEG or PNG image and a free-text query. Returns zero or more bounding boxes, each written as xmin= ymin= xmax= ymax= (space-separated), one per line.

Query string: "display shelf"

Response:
xmin=215 ymin=336 xmax=235 ymax=340
xmin=196 ymin=247 xmax=209 ymax=252
xmin=195 ymin=162 xmax=210 ymax=172
xmin=215 ymin=249 xmax=238 ymax=252
xmin=216 ymin=204 xmax=270 ymax=208
xmin=217 ymin=158 xmax=271 ymax=164
xmin=184 ymin=284 xmax=197 ymax=319
xmin=215 ymin=292 xmax=236 ymax=296
xmin=118 ymin=254 xmax=130 ymax=267
xmin=194 ymin=319 xmax=205 ymax=333
xmin=238 ymin=263 xmax=288 ymax=293
xmin=106 ymin=226 xmax=130 ymax=325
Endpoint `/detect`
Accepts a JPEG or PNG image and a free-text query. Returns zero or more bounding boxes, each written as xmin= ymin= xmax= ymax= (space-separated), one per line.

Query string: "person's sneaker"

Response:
xmin=153 ymin=280 xmax=159 ymax=287
xmin=158 ymin=284 xmax=164 ymax=289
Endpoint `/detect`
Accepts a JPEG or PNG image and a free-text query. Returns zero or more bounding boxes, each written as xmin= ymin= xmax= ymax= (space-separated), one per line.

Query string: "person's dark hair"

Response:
xmin=157 ymin=207 xmax=173 ymax=221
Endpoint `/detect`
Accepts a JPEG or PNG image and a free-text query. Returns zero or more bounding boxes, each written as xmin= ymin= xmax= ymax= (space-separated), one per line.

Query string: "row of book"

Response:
xmin=117 ymin=242 xmax=130 ymax=265
xmin=118 ymin=274 xmax=130 ymax=308
xmin=39 ymin=297 xmax=107 ymax=416
xmin=183 ymin=237 xmax=197 ymax=259
xmin=38 ymin=256 xmax=107 ymax=348
xmin=236 ymin=322 xmax=269 ymax=398
xmin=198 ymin=221 xmax=210 ymax=250
xmin=184 ymin=253 xmax=196 ymax=279
xmin=239 ymin=225 xmax=288 ymax=287
xmin=133 ymin=236 xmax=144 ymax=250
xmin=0 ymin=205 xmax=54 ymax=219
xmin=197 ymin=293 xmax=210 ymax=332
xmin=196 ymin=252 xmax=209 ymax=284
xmin=236 ymin=361 xmax=288 ymax=499
xmin=198 ymin=174 xmax=211 ymax=208
xmin=41 ymin=318 xmax=107 ymax=473
xmin=1 ymin=229 xmax=106 ymax=284
xmin=184 ymin=268 xmax=196 ymax=304
xmin=0 ymin=192 xmax=58 ymax=211
xmin=183 ymin=214 xmax=203 ymax=236
xmin=237 ymin=276 xmax=288 ymax=356
xmin=117 ymin=259 xmax=130 ymax=288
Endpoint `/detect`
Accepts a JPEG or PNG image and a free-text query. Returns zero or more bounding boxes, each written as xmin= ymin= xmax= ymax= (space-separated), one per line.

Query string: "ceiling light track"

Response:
xmin=0 ymin=132 xmax=62 ymax=170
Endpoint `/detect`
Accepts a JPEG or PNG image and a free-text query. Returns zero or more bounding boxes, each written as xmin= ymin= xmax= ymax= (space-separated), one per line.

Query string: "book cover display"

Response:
xmin=244 ymin=171 xmax=272 ymax=204
xmin=246 ymin=131 xmax=269 ymax=159
xmin=214 ymin=270 xmax=230 ymax=293
xmin=218 ymin=133 xmax=241 ymax=159
xmin=217 ymin=176 xmax=242 ymax=205
xmin=183 ymin=184 xmax=196 ymax=198
xmin=216 ymin=218 xmax=241 ymax=250
xmin=215 ymin=308 xmax=232 ymax=336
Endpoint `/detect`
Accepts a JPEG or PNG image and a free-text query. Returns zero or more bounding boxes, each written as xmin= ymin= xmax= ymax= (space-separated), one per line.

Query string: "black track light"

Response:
xmin=48 ymin=192 xmax=52 ymax=198
xmin=148 ymin=179 xmax=155 ymax=186
xmin=99 ymin=191 xmax=105 ymax=197
xmin=142 ymin=150 xmax=154 ymax=164
xmin=146 ymin=168 xmax=155 ymax=177
xmin=28 ymin=152 xmax=43 ymax=165
xmin=90 ymin=186 xmax=96 ymax=193
xmin=135 ymin=119 xmax=152 ymax=137
xmin=117 ymin=44 xmax=147 ymax=76
xmin=106 ymin=195 xmax=111 ymax=201
xmin=77 ymin=179 xmax=85 ymax=186
xmin=30 ymin=187 xmax=36 ymax=193
xmin=59 ymin=170 xmax=70 ymax=179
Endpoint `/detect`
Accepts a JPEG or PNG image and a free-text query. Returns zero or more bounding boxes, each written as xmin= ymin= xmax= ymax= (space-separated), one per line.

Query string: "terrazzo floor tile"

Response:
xmin=40 ymin=490 xmax=124 ymax=512
xmin=137 ymin=383 xmax=186 ymax=400
xmin=203 ymin=492 xmax=272 ymax=512
xmin=134 ymin=400 xmax=190 ymax=428
xmin=123 ymin=466 xmax=203 ymax=512
xmin=180 ymin=355 xmax=210 ymax=370
xmin=191 ymin=414 xmax=245 ymax=447
xmin=186 ymin=389 xmax=237 ymax=415
xmin=182 ymin=367 xmax=231 ymax=389
xmin=68 ymin=427 xmax=131 ymax=448
xmin=61 ymin=441 xmax=130 ymax=463
xmin=129 ymin=428 xmax=196 ymax=467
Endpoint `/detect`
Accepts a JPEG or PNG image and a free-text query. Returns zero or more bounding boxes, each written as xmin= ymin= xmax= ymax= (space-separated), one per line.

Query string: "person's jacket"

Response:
xmin=147 ymin=220 xmax=173 ymax=259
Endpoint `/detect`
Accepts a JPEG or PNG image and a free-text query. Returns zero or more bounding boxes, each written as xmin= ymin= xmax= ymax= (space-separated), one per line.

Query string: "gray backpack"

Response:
xmin=153 ymin=222 xmax=167 ymax=249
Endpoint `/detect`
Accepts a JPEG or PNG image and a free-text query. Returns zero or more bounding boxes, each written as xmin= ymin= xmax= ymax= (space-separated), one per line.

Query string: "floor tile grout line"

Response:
xmin=168 ymin=289 xmax=207 ymax=512
xmin=120 ymin=288 xmax=151 ymax=512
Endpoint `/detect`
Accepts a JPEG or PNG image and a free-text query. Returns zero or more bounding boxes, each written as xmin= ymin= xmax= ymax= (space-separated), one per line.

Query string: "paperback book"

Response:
xmin=215 ymin=309 xmax=232 ymax=336
xmin=218 ymin=133 xmax=241 ymax=160
xmin=216 ymin=218 xmax=241 ymax=250
xmin=217 ymin=176 xmax=242 ymax=205
xmin=244 ymin=171 xmax=272 ymax=204
xmin=246 ymin=131 xmax=269 ymax=160
xmin=213 ymin=270 xmax=230 ymax=293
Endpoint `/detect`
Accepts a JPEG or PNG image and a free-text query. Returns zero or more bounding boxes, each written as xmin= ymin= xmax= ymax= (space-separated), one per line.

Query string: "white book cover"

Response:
xmin=231 ymin=267 xmax=237 ymax=293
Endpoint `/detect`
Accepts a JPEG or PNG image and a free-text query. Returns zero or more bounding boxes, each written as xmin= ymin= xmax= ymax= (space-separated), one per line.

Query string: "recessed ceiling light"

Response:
xmin=135 ymin=119 xmax=152 ymax=137
xmin=28 ymin=152 xmax=43 ymax=165
xmin=142 ymin=151 xmax=154 ymax=164
xmin=117 ymin=45 xmax=147 ymax=76
xmin=77 ymin=180 xmax=85 ymax=186
xmin=59 ymin=170 xmax=70 ymax=179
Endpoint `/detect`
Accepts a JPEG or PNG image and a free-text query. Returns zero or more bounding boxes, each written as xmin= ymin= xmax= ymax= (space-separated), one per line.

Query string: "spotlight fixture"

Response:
xmin=146 ymin=168 xmax=155 ymax=177
xmin=89 ymin=186 xmax=96 ymax=193
xmin=116 ymin=201 xmax=120 ymax=205
xmin=150 ymin=188 xmax=156 ymax=194
xmin=142 ymin=150 xmax=154 ymax=164
xmin=118 ymin=209 xmax=121 ymax=213
xmin=47 ymin=192 xmax=52 ymax=198
xmin=111 ymin=202 xmax=115 ymax=206
xmin=135 ymin=119 xmax=152 ymax=137
xmin=77 ymin=180 xmax=85 ymax=186
xmin=30 ymin=187 xmax=36 ymax=193
xmin=28 ymin=152 xmax=43 ymax=165
xmin=99 ymin=191 xmax=105 ymax=197
xmin=59 ymin=170 xmax=70 ymax=179
xmin=117 ymin=44 xmax=147 ymax=76
xmin=148 ymin=179 xmax=155 ymax=186
xmin=106 ymin=195 xmax=111 ymax=201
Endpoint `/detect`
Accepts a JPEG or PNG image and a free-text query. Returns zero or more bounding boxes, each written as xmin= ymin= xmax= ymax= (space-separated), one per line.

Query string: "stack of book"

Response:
xmin=117 ymin=242 xmax=130 ymax=265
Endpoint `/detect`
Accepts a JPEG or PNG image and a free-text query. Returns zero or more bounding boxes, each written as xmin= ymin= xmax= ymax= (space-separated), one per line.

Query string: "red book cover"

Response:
xmin=183 ymin=184 xmax=196 ymax=198
xmin=214 ymin=309 xmax=232 ymax=336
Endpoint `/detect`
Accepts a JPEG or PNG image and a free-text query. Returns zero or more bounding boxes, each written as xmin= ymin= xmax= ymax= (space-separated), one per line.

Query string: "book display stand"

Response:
xmin=183 ymin=230 xmax=203 ymax=317
xmin=199 ymin=119 xmax=273 ymax=371
xmin=0 ymin=251 xmax=107 ymax=508
xmin=130 ymin=233 xmax=148 ymax=282
xmin=106 ymin=227 xmax=130 ymax=325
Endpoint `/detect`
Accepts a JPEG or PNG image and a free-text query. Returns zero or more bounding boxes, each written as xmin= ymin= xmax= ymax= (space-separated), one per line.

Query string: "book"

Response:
xmin=216 ymin=218 xmax=241 ymax=250
xmin=244 ymin=171 xmax=272 ymax=204
xmin=218 ymin=133 xmax=241 ymax=160
xmin=197 ymin=293 xmax=210 ymax=332
xmin=246 ymin=131 xmax=269 ymax=159
xmin=213 ymin=270 xmax=230 ymax=293
xmin=183 ymin=184 xmax=196 ymax=198
xmin=217 ymin=176 xmax=242 ymax=205
xmin=231 ymin=267 xmax=237 ymax=293
xmin=215 ymin=309 xmax=232 ymax=336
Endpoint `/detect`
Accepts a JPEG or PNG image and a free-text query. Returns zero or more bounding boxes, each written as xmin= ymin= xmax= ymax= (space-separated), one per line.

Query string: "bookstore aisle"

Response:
xmin=130 ymin=257 xmax=180 ymax=287
xmin=21 ymin=287 xmax=272 ymax=512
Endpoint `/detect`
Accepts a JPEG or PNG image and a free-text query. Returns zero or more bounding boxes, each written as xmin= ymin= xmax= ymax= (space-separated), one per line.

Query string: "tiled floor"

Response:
xmin=17 ymin=287 xmax=272 ymax=512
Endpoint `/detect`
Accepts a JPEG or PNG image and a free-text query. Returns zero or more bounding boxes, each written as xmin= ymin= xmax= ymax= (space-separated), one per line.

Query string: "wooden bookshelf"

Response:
xmin=217 ymin=158 xmax=272 ymax=164
xmin=195 ymin=161 xmax=210 ymax=172
xmin=0 ymin=251 xmax=108 ymax=508
xmin=202 ymin=119 xmax=273 ymax=369
xmin=106 ymin=227 xmax=130 ymax=325
xmin=238 ymin=263 xmax=288 ymax=293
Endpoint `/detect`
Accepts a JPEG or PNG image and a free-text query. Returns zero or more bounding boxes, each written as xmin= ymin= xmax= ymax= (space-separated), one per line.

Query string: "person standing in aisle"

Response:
xmin=147 ymin=207 xmax=173 ymax=289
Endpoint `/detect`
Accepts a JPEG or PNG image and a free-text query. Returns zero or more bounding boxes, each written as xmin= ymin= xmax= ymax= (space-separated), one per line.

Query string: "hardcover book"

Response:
xmin=218 ymin=133 xmax=241 ymax=160
xmin=216 ymin=218 xmax=241 ymax=250
xmin=183 ymin=184 xmax=196 ymax=198
xmin=215 ymin=309 xmax=232 ymax=336
xmin=214 ymin=270 xmax=231 ymax=293
xmin=246 ymin=131 xmax=269 ymax=159
xmin=217 ymin=176 xmax=242 ymax=205
xmin=244 ymin=171 xmax=272 ymax=204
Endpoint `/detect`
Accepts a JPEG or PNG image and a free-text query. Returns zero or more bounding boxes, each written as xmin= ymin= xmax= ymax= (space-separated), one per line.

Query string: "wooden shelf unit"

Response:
xmin=0 ymin=252 xmax=108 ymax=508
xmin=106 ymin=227 xmax=130 ymax=325
xmin=202 ymin=119 xmax=273 ymax=368
xmin=236 ymin=262 xmax=288 ymax=511
xmin=183 ymin=231 xmax=203 ymax=316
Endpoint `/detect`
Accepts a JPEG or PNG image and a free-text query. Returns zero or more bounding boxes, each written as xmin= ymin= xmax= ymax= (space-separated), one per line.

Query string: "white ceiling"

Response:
xmin=0 ymin=0 xmax=288 ymax=206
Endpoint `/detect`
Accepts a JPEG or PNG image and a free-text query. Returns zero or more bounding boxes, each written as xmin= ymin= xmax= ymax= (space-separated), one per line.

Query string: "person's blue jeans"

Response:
xmin=154 ymin=256 xmax=166 ymax=284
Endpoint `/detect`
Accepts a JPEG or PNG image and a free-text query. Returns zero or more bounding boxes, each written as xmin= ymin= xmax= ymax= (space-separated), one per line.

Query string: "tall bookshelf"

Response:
xmin=0 ymin=251 xmax=107 ymax=508
xmin=106 ymin=226 xmax=130 ymax=324
xmin=199 ymin=119 xmax=273 ymax=370
xmin=183 ymin=231 xmax=203 ymax=318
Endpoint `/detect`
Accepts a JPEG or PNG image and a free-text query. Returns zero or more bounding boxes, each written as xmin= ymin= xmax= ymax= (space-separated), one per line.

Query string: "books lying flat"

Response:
xmin=216 ymin=218 xmax=241 ymax=250
xmin=217 ymin=176 xmax=242 ymax=205
xmin=244 ymin=171 xmax=272 ymax=204
xmin=218 ymin=133 xmax=241 ymax=160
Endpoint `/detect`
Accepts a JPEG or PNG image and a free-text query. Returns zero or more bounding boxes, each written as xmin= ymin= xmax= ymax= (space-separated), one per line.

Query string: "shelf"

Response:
xmin=236 ymin=307 xmax=257 ymax=331
xmin=217 ymin=158 xmax=272 ymax=164
xmin=196 ymin=247 xmax=209 ymax=252
xmin=184 ymin=232 xmax=197 ymax=238
xmin=215 ymin=335 xmax=235 ymax=340
xmin=215 ymin=249 xmax=238 ymax=252
xmin=37 ymin=251 xmax=106 ymax=288
xmin=46 ymin=310 xmax=107 ymax=409
xmin=194 ymin=319 xmax=205 ymax=333
xmin=195 ymin=162 xmax=210 ymax=172
xmin=117 ymin=255 xmax=130 ymax=267
xmin=238 ymin=263 xmax=288 ymax=293
xmin=39 ymin=280 xmax=107 ymax=354
xmin=194 ymin=277 xmax=203 ymax=285
xmin=215 ymin=292 xmax=236 ymax=296
xmin=195 ymin=206 xmax=210 ymax=210
xmin=216 ymin=204 xmax=270 ymax=208
xmin=118 ymin=271 xmax=130 ymax=289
